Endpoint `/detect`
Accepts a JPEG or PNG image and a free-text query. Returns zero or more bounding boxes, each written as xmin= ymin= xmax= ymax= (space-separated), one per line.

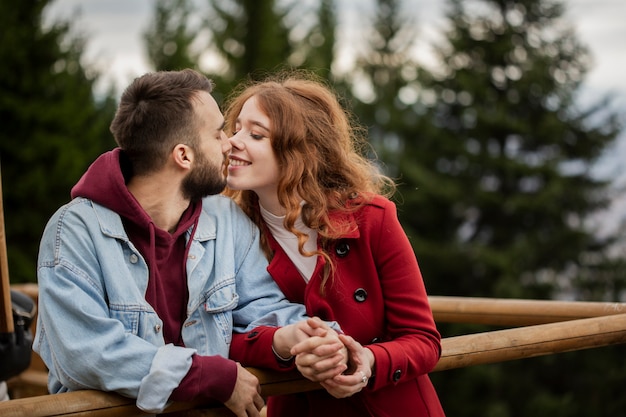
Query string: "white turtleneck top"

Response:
xmin=260 ymin=204 xmax=318 ymax=282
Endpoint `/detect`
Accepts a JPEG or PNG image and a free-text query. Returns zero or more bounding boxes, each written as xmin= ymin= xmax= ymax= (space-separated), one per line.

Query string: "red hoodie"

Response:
xmin=71 ymin=149 xmax=237 ymax=404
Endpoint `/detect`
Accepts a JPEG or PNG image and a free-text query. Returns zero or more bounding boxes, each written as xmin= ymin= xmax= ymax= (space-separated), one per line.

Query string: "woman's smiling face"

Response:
xmin=227 ymin=96 xmax=281 ymax=201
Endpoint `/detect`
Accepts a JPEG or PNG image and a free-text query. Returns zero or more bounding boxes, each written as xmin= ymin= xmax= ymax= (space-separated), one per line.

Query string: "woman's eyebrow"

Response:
xmin=251 ymin=120 xmax=270 ymax=132
xmin=235 ymin=117 xmax=270 ymax=132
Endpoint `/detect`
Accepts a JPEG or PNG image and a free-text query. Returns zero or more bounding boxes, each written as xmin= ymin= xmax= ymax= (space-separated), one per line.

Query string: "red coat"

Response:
xmin=231 ymin=195 xmax=445 ymax=417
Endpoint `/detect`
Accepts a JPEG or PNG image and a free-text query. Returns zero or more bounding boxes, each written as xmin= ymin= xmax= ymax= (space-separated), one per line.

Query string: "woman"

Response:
xmin=225 ymin=71 xmax=445 ymax=417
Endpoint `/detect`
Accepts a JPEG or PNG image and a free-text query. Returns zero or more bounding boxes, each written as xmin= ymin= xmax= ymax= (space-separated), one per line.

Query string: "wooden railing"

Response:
xmin=3 ymin=285 xmax=626 ymax=417
xmin=429 ymin=295 xmax=626 ymax=326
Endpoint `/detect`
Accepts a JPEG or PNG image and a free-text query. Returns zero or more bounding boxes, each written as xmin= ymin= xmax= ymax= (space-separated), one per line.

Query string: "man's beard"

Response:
xmin=182 ymin=152 xmax=227 ymax=201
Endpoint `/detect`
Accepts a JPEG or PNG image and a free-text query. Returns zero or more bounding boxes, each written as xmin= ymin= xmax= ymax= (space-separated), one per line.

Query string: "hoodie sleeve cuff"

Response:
xmin=170 ymin=354 xmax=237 ymax=404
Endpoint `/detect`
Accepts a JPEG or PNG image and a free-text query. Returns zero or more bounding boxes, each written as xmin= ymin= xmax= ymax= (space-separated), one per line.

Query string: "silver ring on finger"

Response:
xmin=359 ymin=370 xmax=367 ymax=385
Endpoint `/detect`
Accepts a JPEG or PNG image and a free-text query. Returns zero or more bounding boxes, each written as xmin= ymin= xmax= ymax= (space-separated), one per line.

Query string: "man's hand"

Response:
xmin=224 ymin=363 xmax=264 ymax=417
xmin=290 ymin=317 xmax=348 ymax=381
xmin=272 ymin=316 xmax=332 ymax=359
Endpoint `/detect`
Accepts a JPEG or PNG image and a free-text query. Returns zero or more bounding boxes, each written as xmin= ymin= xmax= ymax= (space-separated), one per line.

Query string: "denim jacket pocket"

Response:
xmin=202 ymin=282 xmax=239 ymax=344
xmin=110 ymin=304 xmax=163 ymax=343
xmin=204 ymin=282 xmax=239 ymax=313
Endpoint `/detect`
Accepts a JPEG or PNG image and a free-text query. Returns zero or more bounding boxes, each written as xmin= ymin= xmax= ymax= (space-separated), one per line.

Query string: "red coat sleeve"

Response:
xmin=230 ymin=326 xmax=296 ymax=370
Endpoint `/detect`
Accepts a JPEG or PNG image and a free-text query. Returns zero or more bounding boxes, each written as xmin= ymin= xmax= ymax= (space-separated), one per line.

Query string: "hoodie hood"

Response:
xmin=71 ymin=147 xmax=201 ymax=238
xmin=71 ymin=148 xmax=145 ymax=223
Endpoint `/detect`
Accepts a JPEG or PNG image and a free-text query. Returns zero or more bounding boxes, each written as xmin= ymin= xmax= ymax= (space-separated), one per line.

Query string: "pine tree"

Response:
xmin=400 ymin=0 xmax=621 ymax=299
xmin=144 ymin=0 xmax=201 ymax=71
xmin=362 ymin=0 xmax=421 ymax=158
xmin=293 ymin=0 xmax=337 ymax=78
xmin=203 ymin=0 xmax=293 ymax=99
xmin=143 ymin=0 xmax=340 ymax=101
xmin=202 ymin=0 xmax=339 ymax=99
xmin=0 ymin=0 xmax=116 ymax=283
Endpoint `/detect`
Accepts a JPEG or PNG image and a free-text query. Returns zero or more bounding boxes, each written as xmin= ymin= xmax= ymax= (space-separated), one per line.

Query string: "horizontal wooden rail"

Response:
xmin=429 ymin=295 xmax=626 ymax=326
xmin=2 ymin=313 xmax=626 ymax=417
xmin=433 ymin=311 xmax=626 ymax=371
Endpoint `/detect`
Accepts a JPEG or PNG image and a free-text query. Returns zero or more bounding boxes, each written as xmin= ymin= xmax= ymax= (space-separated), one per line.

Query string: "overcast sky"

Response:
xmin=45 ymin=0 xmax=626 ymax=101
xmin=44 ymin=0 xmax=626 ymax=228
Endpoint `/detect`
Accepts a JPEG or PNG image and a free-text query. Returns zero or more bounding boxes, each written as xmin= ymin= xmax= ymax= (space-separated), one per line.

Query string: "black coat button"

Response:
xmin=335 ymin=241 xmax=350 ymax=257
xmin=354 ymin=288 xmax=367 ymax=302
xmin=393 ymin=369 xmax=402 ymax=382
xmin=247 ymin=331 xmax=259 ymax=338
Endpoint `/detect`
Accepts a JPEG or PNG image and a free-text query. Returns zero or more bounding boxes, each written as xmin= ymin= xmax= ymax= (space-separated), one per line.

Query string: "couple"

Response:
xmin=34 ymin=69 xmax=444 ymax=417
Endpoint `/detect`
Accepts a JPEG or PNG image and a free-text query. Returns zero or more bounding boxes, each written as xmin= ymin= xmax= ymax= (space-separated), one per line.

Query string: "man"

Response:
xmin=33 ymin=69 xmax=339 ymax=416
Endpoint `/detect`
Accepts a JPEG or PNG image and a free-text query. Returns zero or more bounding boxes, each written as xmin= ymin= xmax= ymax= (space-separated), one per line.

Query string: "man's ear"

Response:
xmin=172 ymin=144 xmax=193 ymax=171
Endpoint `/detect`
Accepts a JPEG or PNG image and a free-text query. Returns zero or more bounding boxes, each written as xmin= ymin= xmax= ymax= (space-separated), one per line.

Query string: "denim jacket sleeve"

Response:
xmin=212 ymin=196 xmax=310 ymax=332
xmin=34 ymin=199 xmax=195 ymax=413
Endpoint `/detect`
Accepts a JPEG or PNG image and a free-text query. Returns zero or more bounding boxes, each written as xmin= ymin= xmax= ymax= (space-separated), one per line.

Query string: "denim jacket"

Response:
xmin=34 ymin=194 xmax=309 ymax=412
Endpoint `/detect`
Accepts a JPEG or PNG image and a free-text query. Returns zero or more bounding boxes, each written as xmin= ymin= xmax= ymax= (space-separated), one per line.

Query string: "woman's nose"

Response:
xmin=228 ymin=133 xmax=242 ymax=149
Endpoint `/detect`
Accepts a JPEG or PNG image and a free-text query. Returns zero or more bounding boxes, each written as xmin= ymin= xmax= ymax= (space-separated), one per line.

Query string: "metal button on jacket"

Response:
xmin=353 ymin=288 xmax=367 ymax=302
xmin=335 ymin=241 xmax=350 ymax=257
xmin=393 ymin=369 xmax=402 ymax=382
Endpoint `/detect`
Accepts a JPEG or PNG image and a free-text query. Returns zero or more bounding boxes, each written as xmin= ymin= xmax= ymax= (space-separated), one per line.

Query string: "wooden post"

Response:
xmin=0 ymin=165 xmax=14 ymax=334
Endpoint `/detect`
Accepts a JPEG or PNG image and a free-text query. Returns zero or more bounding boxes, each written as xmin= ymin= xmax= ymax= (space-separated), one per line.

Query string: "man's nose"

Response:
xmin=221 ymin=131 xmax=232 ymax=152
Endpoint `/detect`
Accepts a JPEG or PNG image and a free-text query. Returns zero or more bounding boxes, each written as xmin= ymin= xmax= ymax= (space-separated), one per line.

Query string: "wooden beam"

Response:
xmin=2 ymin=313 xmax=626 ymax=417
xmin=434 ymin=312 xmax=626 ymax=371
xmin=429 ymin=295 xmax=626 ymax=326
xmin=0 ymin=391 xmax=146 ymax=417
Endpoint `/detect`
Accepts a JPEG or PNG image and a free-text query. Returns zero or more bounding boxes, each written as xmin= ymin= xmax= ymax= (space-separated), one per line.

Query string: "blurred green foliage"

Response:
xmin=0 ymin=0 xmax=117 ymax=284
